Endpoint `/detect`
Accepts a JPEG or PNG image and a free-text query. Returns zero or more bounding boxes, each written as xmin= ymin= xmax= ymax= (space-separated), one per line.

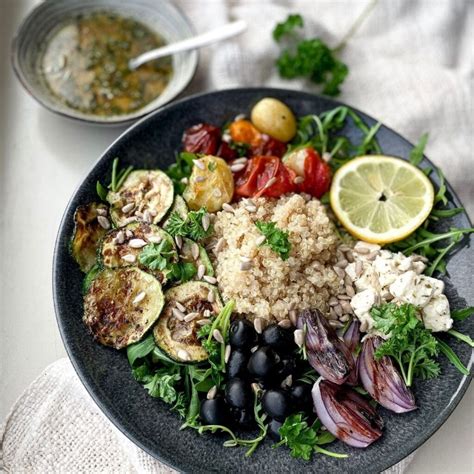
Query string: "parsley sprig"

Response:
xmin=165 ymin=152 xmax=196 ymax=194
xmin=255 ymin=221 xmax=291 ymax=260
xmin=96 ymin=157 xmax=134 ymax=200
xmin=165 ymin=208 xmax=213 ymax=242
xmin=274 ymin=413 xmax=347 ymax=461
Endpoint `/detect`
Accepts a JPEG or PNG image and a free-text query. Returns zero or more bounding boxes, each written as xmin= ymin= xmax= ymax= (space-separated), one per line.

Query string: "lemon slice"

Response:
xmin=330 ymin=155 xmax=434 ymax=244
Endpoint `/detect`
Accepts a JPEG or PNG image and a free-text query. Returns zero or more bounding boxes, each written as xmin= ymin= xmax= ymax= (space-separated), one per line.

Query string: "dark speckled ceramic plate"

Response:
xmin=53 ymin=88 xmax=473 ymax=473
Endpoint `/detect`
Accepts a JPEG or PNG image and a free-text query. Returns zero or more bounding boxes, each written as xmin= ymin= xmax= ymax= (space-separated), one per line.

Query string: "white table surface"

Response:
xmin=0 ymin=1 xmax=472 ymax=472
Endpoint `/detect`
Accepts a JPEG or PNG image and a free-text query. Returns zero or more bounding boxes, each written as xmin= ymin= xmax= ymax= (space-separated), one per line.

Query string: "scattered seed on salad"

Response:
xmin=245 ymin=204 xmax=257 ymax=213
xmin=341 ymin=301 xmax=353 ymax=314
xmin=293 ymin=176 xmax=305 ymax=184
xmin=203 ymin=309 xmax=211 ymax=318
xmin=224 ymin=344 xmax=231 ymax=364
xmin=177 ymin=349 xmax=191 ymax=361
xmin=115 ymin=231 xmax=125 ymax=244
xmin=129 ymin=238 xmax=147 ymax=249
xmin=191 ymin=243 xmax=200 ymax=260
xmin=212 ymin=329 xmax=224 ymax=344
xmin=329 ymin=297 xmax=339 ymax=307
xmin=180 ymin=177 xmax=189 ymax=185
xmin=328 ymin=308 xmax=338 ymax=320
xmin=334 ymin=304 xmax=343 ymax=317
xmin=322 ymin=151 xmax=331 ymax=162
xmin=233 ymin=157 xmax=248 ymax=165
xmin=184 ymin=312 xmax=200 ymax=322
xmin=281 ymin=374 xmax=293 ymax=388
xmin=294 ymin=329 xmax=305 ymax=347
xmin=239 ymin=255 xmax=252 ymax=263
xmin=335 ymin=259 xmax=348 ymax=269
xmin=214 ymin=189 xmax=222 ymax=198
xmin=250 ymin=345 xmax=259 ymax=353
xmin=334 ymin=266 xmax=345 ymax=279
xmin=172 ymin=307 xmax=185 ymax=321
xmin=148 ymin=235 xmax=162 ymax=244
xmin=193 ymin=159 xmax=205 ymax=170
xmin=215 ymin=237 xmax=226 ymax=253
xmin=97 ymin=216 xmax=110 ymax=229
xmin=121 ymin=254 xmax=136 ymax=263
xmin=132 ymin=291 xmax=146 ymax=305
xmin=254 ymin=317 xmax=264 ymax=334
xmin=206 ymin=385 xmax=217 ymax=400
xmin=278 ymin=319 xmax=292 ymax=329
xmin=96 ymin=207 xmax=107 ymax=216
xmin=195 ymin=176 xmax=206 ymax=183
xmin=346 ymin=285 xmax=356 ymax=297
xmin=175 ymin=235 xmax=183 ymax=249
xmin=289 ymin=309 xmax=298 ymax=326
xmin=121 ymin=203 xmax=135 ymax=214
xmin=207 ymin=290 xmax=215 ymax=303
xmin=175 ymin=301 xmax=186 ymax=312
xmin=340 ymin=314 xmax=350 ymax=322
xmin=230 ymin=163 xmax=246 ymax=173
xmin=354 ymin=246 xmax=370 ymax=255
xmin=197 ymin=264 xmax=206 ymax=279
xmin=264 ymin=177 xmax=277 ymax=189
xmin=196 ymin=318 xmax=212 ymax=326
xmin=255 ymin=235 xmax=266 ymax=246
xmin=143 ymin=210 xmax=152 ymax=223
xmin=125 ymin=229 xmax=133 ymax=238
xmin=202 ymin=214 xmax=211 ymax=231
xmin=222 ymin=203 xmax=234 ymax=213
xmin=203 ymin=275 xmax=217 ymax=284
xmin=134 ymin=210 xmax=144 ymax=219
xmin=240 ymin=261 xmax=252 ymax=271
xmin=329 ymin=320 xmax=343 ymax=328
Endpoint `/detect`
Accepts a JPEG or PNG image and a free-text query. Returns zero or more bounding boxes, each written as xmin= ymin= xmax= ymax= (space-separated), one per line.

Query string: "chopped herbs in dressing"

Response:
xmin=40 ymin=11 xmax=173 ymax=116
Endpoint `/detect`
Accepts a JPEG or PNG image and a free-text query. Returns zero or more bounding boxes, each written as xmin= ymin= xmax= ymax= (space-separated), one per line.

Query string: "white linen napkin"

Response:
xmin=1 ymin=0 xmax=472 ymax=472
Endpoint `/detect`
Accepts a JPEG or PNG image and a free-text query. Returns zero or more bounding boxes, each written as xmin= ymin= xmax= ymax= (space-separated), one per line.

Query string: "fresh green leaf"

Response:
xmin=255 ymin=221 xmax=291 ymax=260
xmin=96 ymin=180 xmax=108 ymax=201
xmin=447 ymin=329 xmax=474 ymax=347
xmin=139 ymin=240 xmax=177 ymax=272
xmin=165 ymin=208 xmax=213 ymax=242
xmin=166 ymin=152 xmax=196 ymax=194
xmin=127 ymin=334 xmax=156 ymax=366
xmin=273 ymin=14 xmax=304 ymax=42
xmin=228 ymin=141 xmax=250 ymax=157
xmin=451 ymin=307 xmax=474 ymax=321
xmin=96 ymin=158 xmax=133 ymax=199
xmin=409 ymin=133 xmax=428 ymax=166
xmin=169 ymin=261 xmax=197 ymax=283
xmin=82 ymin=263 xmax=102 ymax=294
xmin=143 ymin=368 xmax=182 ymax=403
xmin=436 ymin=338 xmax=470 ymax=376
xmin=208 ymin=161 xmax=217 ymax=172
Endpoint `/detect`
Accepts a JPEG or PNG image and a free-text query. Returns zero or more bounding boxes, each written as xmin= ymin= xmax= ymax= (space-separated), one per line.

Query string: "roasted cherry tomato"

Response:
xmin=183 ymin=123 xmax=221 ymax=155
xmin=216 ymin=141 xmax=238 ymax=161
xmin=229 ymin=119 xmax=262 ymax=147
xmin=284 ymin=147 xmax=331 ymax=198
xmin=252 ymin=134 xmax=287 ymax=158
xmin=235 ymin=156 xmax=295 ymax=198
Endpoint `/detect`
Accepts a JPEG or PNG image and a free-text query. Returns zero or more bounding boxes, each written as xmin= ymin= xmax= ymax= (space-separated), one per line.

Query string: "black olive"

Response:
xmin=200 ymin=397 xmax=229 ymax=425
xmin=225 ymin=377 xmax=252 ymax=409
xmin=229 ymin=319 xmax=258 ymax=349
xmin=276 ymin=357 xmax=297 ymax=379
xmin=290 ymin=383 xmax=312 ymax=409
xmin=261 ymin=325 xmax=294 ymax=352
xmin=268 ymin=418 xmax=283 ymax=441
xmin=247 ymin=346 xmax=279 ymax=379
xmin=262 ymin=389 xmax=290 ymax=421
xmin=227 ymin=349 xmax=249 ymax=379
xmin=232 ymin=407 xmax=255 ymax=430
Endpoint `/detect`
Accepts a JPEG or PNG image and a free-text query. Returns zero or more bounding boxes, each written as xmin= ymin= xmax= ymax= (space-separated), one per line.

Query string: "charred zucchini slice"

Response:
xmin=153 ymin=282 xmax=223 ymax=362
xmin=180 ymin=238 xmax=214 ymax=278
xmin=107 ymin=170 xmax=174 ymax=227
xmin=162 ymin=195 xmax=188 ymax=228
xmin=70 ymin=202 xmax=109 ymax=272
xmin=100 ymin=222 xmax=177 ymax=283
xmin=84 ymin=267 xmax=164 ymax=349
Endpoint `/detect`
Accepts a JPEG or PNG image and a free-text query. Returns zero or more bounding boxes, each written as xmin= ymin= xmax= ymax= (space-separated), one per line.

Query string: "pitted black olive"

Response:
xmin=262 ymin=389 xmax=290 ymax=421
xmin=200 ymin=397 xmax=230 ymax=425
xmin=232 ymin=407 xmax=255 ymax=430
xmin=290 ymin=383 xmax=312 ymax=409
xmin=225 ymin=377 xmax=252 ymax=409
xmin=268 ymin=418 xmax=283 ymax=441
xmin=247 ymin=346 xmax=279 ymax=378
xmin=227 ymin=349 xmax=249 ymax=379
xmin=261 ymin=325 xmax=294 ymax=352
xmin=229 ymin=319 xmax=258 ymax=349
xmin=276 ymin=357 xmax=297 ymax=379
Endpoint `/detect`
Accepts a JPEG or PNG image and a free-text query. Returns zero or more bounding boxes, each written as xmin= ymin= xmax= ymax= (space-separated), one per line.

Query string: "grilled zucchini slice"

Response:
xmin=107 ymin=170 xmax=174 ymax=227
xmin=153 ymin=282 xmax=223 ymax=362
xmin=180 ymin=238 xmax=214 ymax=278
xmin=84 ymin=267 xmax=164 ymax=349
xmin=162 ymin=195 xmax=188 ymax=228
xmin=71 ymin=203 xmax=109 ymax=272
xmin=100 ymin=222 xmax=177 ymax=283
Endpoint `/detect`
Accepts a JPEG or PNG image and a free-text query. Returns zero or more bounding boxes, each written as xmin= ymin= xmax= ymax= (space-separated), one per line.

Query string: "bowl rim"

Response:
xmin=52 ymin=87 xmax=473 ymax=472
xmin=10 ymin=0 xmax=199 ymax=126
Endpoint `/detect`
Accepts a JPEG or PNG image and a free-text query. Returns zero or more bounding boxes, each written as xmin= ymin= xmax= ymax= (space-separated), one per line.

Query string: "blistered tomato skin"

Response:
xmin=182 ymin=123 xmax=221 ymax=155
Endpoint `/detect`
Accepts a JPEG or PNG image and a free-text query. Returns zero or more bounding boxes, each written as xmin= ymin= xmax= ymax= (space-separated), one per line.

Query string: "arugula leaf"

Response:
xmin=275 ymin=413 xmax=346 ymax=460
xmin=166 ymin=152 xmax=196 ymax=194
xmin=409 ymin=133 xmax=429 ymax=166
xmin=169 ymin=262 xmax=197 ymax=283
xmin=435 ymin=338 xmax=470 ymax=376
xmin=273 ymin=14 xmax=303 ymax=42
xmin=96 ymin=181 xmax=108 ymax=201
xmin=255 ymin=221 xmax=291 ymax=260
xmin=138 ymin=240 xmax=177 ymax=272
xmin=96 ymin=157 xmax=134 ymax=200
xmin=371 ymin=303 xmax=440 ymax=386
xmin=165 ymin=208 xmax=213 ymax=242
xmin=447 ymin=329 xmax=474 ymax=347
xmin=127 ymin=334 xmax=156 ymax=366
xmin=451 ymin=307 xmax=474 ymax=321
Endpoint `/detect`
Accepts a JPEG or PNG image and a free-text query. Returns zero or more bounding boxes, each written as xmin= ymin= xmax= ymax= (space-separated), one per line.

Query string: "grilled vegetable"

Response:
xmin=100 ymin=222 xmax=177 ymax=283
xmin=107 ymin=170 xmax=174 ymax=227
xmin=162 ymin=195 xmax=188 ymax=228
xmin=153 ymin=281 xmax=223 ymax=362
xmin=180 ymin=237 xmax=214 ymax=278
xmin=70 ymin=203 xmax=109 ymax=272
xmin=83 ymin=267 xmax=164 ymax=349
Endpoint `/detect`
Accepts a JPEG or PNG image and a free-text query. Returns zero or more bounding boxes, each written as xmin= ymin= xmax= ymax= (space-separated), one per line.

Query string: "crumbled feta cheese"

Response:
xmin=422 ymin=294 xmax=452 ymax=332
xmin=351 ymin=289 xmax=378 ymax=331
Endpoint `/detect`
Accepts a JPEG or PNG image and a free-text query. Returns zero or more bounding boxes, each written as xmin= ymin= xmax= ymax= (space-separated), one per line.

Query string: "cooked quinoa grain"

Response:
xmin=212 ymin=194 xmax=340 ymax=322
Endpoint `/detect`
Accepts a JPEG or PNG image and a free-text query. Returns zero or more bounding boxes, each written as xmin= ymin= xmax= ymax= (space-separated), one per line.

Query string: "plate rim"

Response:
xmin=52 ymin=87 xmax=473 ymax=472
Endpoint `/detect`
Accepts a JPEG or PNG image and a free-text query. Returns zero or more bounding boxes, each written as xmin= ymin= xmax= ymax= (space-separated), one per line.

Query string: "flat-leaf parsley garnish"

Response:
xmin=255 ymin=221 xmax=291 ymax=260
xmin=165 ymin=208 xmax=212 ymax=241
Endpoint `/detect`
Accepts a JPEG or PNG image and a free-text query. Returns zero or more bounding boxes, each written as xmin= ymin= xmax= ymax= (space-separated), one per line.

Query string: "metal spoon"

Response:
xmin=129 ymin=20 xmax=247 ymax=70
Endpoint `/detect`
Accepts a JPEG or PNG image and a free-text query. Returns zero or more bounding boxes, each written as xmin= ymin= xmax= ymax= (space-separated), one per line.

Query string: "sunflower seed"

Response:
xmin=207 ymin=290 xmax=215 ymax=303
xmin=180 ymin=177 xmax=189 ymax=185
xmin=344 ymin=275 xmax=353 ymax=286
xmin=281 ymin=374 xmax=293 ymax=388
xmin=345 ymin=285 xmax=355 ymax=297
xmin=335 ymin=259 xmax=348 ymax=269
xmin=115 ymin=231 xmax=125 ymax=244
xmin=175 ymin=301 xmax=186 ymax=312
xmin=333 ymin=266 xmax=345 ymax=279
xmin=240 ymin=261 xmax=252 ymax=271
xmin=184 ymin=312 xmax=200 ymax=322
xmin=328 ymin=308 xmax=338 ymax=320
xmin=197 ymin=264 xmax=206 ymax=279
xmin=231 ymin=163 xmax=246 ymax=173
xmin=177 ymin=349 xmax=191 ymax=361
xmin=355 ymin=261 xmax=363 ymax=277
xmin=278 ymin=319 xmax=292 ymax=329
xmin=148 ymin=235 xmax=162 ymax=244
xmin=196 ymin=318 xmax=212 ymax=326
xmin=203 ymin=275 xmax=217 ymax=284
xmin=132 ymin=291 xmax=146 ymax=305
xmin=202 ymin=214 xmax=210 ymax=231
xmin=354 ymin=247 xmax=370 ymax=255
xmin=255 ymin=235 xmax=266 ymax=246
xmin=214 ymin=189 xmax=222 ymax=198
xmin=250 ymin=345 xmax=259 ymax=353
xmin=234 ymin=113 xmax=246 ymax=121
xmin=135 ymin=211 xmax=144 ymax=219
xmin=233 ymin=157 xmax=248 ymax=165
xmin=341 ymin=301 xmax=353 ymax=314
xmin=245 ymin=204 xmax=257 ymax=213
xmin=340 ymin=314 xmax=350 ymax=322
xmin=288 ymin=301 xmax=296 ymax=310
xmin=367 ymin=251 xmax=379 ymax=261
xmin=345 ymin=251 xmax=355 ymax=263
xmin=329 ymin=320 xmax=343 ymax=328
xmin=360 ymin=320 xmax=369 ymax=332
xmin=322 ymin=151 xmax=332 ymax=162
xmin=222 ymin=203 xmax=234 ymax=213
xmin=222 ymin=132 xmax=232 ymax=143
xmin=294 ymin=329 xmax=305 ymax=347
xmin=215 ymin=238 xmax=225 ymax=253
xmin=143 ymin=210 xmax=152 ymax=223
xmin=207 ymin=385 xmax=217 ymax=400
xmin=175 ymin=235 xmax=183 ymax=249
xmin=129 ymin=238 xmax=147 ymax=249
xmin=190 ymin=243 xmax=200 ymax=261
xmin=334 ymin=304 xmax=343 ymax=317
xmin=203 ymin=309 xmax=211 ymax=318
xmin=121 ymin=203 xmax=135 ymax=214
xmin=125 ymin=229 xmax=134 ymax=238
xmin=339 ymin=245 xmax=352 ymax=252
xmin=97 ymin=216 xmax=110 ymax=229
xmin=254 ymin=318 xmax=264 ymax=334
xmin=224 ymin=344 xmax=231 ymax=364
xmin=264 ymin=177 xmax=277 ymax=189
xmin=251 ymin=382 xmax=262 ymax=395
xmin=121 ymin=254 xmax=136 ymax=263
xmin=195 ymin=176 xmax=206 ymax=183
xmin=239 ymin=255 xmax=252 ymax=263
xmin=212 ymin=329 xmax=224 ymax=344
xmin=338 ymin=294 xmax=352 ymax=300
xmin=289 ymin=309 xmax=298 ymax=326
xmin=329 ymin=297 xmax=339 ymax=306
xmin=172 ymin=308 xmax=186 ymax=321
xmin=193 ymin=159 xmax=205 ymax=170
xmin=96 ymin=207 xmax=107 ymax=216
xmin=293 ymin=176 xmax=305 ymax=185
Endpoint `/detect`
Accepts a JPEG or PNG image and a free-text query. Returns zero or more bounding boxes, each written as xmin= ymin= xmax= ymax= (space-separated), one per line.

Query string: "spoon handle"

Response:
xmin=129 ymin=20 xmax=247 ymax=70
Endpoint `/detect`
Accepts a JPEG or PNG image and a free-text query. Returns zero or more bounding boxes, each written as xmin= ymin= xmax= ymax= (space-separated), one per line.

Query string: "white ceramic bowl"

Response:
xmin=11 ymin=0 xmax=198 ymax=125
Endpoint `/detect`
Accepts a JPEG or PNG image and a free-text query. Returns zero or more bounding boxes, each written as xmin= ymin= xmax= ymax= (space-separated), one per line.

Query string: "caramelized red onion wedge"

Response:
xmin=297 ymin=309 xmax=354 ymax=384
xmin=312 ymin=379 xmax=384 ymax=448
xmin=342 ymin=319 xmax=361 ymax=353
xmin=359 ymin=337 xmax=416 ymax=414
